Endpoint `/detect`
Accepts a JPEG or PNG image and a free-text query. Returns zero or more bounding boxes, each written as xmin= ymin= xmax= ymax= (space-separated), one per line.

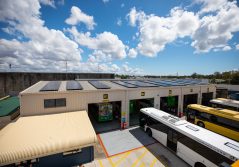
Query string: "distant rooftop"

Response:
xmin=0 ymin=96 xmax=20 ymax=117
xmin=21 ymin=79 xmax=210 ymax=94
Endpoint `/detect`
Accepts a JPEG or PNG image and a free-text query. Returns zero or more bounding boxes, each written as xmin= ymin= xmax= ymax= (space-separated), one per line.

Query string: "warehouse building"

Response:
xmin=20 ymin=79 xmax=216 ymax=133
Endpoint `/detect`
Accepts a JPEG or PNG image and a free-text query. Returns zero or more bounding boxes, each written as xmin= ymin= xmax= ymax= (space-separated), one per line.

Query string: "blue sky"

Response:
xmin=0 ymin=0 xmax=239 ymax=75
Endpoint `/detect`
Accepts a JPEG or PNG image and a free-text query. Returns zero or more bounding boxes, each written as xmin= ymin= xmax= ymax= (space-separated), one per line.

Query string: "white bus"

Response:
xmin=210 ymin=98 xmax=239 ymax=111
xmin=139 ymin=107 xmax=239 ymax=167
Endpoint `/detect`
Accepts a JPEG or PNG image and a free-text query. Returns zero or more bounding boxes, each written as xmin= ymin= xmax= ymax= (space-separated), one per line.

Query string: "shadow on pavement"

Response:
xmin=129 ymin=127 xmax=190 ymax=167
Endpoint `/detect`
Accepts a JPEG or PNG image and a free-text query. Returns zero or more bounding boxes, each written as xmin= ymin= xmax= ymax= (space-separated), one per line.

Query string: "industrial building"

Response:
xmin=20 ymin=79 xmax=216 ymax=133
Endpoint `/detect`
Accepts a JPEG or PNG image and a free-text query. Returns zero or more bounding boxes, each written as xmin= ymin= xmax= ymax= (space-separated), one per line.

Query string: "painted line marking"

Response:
xmin=131 ymin=148 xmax=148 ymax=167
xmin=139 ymin=161 xmax=145 ymax=167
xmin=108 ymin=157 xmax=115 ymax=167
xmin=114 ymin=151 xmax=132 ymax=166
xmin=98 ymin=160 xmax=104 ymax=167
xmin=150 ymin=158 xmax=157 ymax=167
xmin=97 ymin=134 xmax=109 ymax=157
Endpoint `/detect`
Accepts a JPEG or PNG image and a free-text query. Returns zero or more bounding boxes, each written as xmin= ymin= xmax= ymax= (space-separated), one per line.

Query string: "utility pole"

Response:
xmin=65 ymin=60 xmax=68 ymax=80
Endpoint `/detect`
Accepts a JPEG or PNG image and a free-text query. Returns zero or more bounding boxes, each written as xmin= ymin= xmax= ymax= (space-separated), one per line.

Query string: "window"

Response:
xmin=55 ymin=98 xmax=66 ymax=107
xmin=217 ymin=117 xmax=239 ymax=131
xmin=198 ymin=112 xmax=211 ymax=120
xmin=44 ymin=98 xmax=66 ymax=108
xmin=210 ymin=115 xmax=217 ymax=123
xmin=187 ymin=108 xmax=197 ymax=120
xmin=44 ymin=99 xmax=55 ymax=108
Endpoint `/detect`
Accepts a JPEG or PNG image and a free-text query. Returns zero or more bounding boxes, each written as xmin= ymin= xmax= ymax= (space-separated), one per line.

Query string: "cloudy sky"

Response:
xmin=0 ymin=0 xmax=239 ymax=75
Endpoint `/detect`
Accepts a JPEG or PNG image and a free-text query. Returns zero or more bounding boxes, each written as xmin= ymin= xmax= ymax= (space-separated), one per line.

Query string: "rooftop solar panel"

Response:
xmin=66 ymin=81 xmax=83 ymax=90
xmin=148 ymin=80 xmax=183 ymax=86
xmin=142 ymin=80 xmax=170 ymax=87
xmin=40 ymin=81 xmax=61 ymax=91
xmin=111 ymin=81 xmax=138 ymax=88
xmin=88 ymin=81 xmax=110 ymax=89
xmin=123 ymin=80 xmax=158 ymax=87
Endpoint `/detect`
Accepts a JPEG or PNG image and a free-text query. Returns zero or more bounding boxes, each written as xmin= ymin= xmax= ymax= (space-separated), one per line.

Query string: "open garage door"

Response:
xmin=183 ymin=94 xmax=198 ymax=113
xmin=160 ymin=96 xmax=178 ymax=116
xmin=129 ymin=98 xmax=154 ymax=126
xmin=202 ymin=92 xmax=213 ymax=106
xmin=88 ymin=101 xmax=121 ymax=133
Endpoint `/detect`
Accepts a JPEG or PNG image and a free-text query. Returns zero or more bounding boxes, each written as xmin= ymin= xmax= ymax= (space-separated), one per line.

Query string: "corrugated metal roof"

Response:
xmin=0 ymin=110 xmax=97 ymax=166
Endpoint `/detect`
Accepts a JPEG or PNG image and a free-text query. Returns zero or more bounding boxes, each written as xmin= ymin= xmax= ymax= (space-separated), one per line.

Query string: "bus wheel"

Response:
xmin=194 ymin=162 xmax=206 ymax=167
xmin=146 ymin=128 xmax=152 ymax=137
xmin=197 ymin=121 xmax=205 ymax=128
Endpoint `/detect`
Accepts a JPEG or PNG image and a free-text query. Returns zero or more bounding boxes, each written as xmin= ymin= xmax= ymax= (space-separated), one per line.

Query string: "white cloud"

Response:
xmin=39 ymin=0 xmax=55 ymax=8
xmin=191 ymin=1 xmax=239 ymax=53
xmin=122 ymin=63 xmax=143 ymax=74
xmin=130 ymin=7 xmax=199 ymax=57
xmin=67 ymin=26 xmax=127 ymax=60
xmin=127 ymin=7 xmax=146 ymax=27
xmin=0 ymin=0 xmax=82 ymax=72
xmin=222 ymin=46 xmax=231 ymax=51
xmin=236 ymin=44 xmax=239 ymax=50
xmin=65 ymin=6 xmax=96 ymax=30
xmin=195 ymin=0 xmax=228 ymax=14
xmin=128 ymin=48 xmax=137 ymax=58
xmin=117 ymin=18 xmax=122 ymax=26
xmin=88 ymin=50 xmax=112 ymax=63
xmin=128 ymin=1 xmax=239 ymax=56
xmin=111 ymin=64 xmax=120 ymax=72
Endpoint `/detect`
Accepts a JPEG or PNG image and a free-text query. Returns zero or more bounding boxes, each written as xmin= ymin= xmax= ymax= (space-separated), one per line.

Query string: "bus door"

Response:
xmin=167 ymin=129 xmax=178 ymax=152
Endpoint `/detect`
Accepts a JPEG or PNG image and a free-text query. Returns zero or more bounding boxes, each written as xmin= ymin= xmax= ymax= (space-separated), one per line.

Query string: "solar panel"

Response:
xmin=148 ymin=80 xmax=182 ymax=86
xmin=144 ymin=80 xmax=172 ymax=87
xmin=40 ymin=81 xmax=61 ymax=91
xmin=111 ymin=81 xmax=138 ymax=88
xmin=88 ymin=81 xmax=110 ymax=89
xmin=66 ymin=81 xmax=83 ymax=90
xmin=123 ymin=80 xmax=158 ymax=87
xmin=157 ymin=80 xmax=188 ymax=86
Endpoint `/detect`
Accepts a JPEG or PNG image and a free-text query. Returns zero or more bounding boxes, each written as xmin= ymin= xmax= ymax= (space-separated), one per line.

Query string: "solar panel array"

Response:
xmin=143 ymin=80 xmax=175 ymax=87
xmin=66 ymin=81 xmax=83 ymax=90
xmin=110 ymin=79 xmax=206 ymax=88
xmin=88 ymin=81 xmax=111 ymax=89
xmin=147 ymin=79 xmax=205 ymax=86
xmin=123 ymin=80 xmax=158 ymax=87
xmin=111 ymin=81 xmax=137 ymax=88
xmin=40 ymin=81 xmax=61 ymax=91
xmin=40 ymin=79 xmax=206 ymax=91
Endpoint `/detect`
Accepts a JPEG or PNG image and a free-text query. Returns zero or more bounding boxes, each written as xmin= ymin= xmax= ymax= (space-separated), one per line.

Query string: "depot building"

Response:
xmin=20 ymin=79 xmax=216 ymax=133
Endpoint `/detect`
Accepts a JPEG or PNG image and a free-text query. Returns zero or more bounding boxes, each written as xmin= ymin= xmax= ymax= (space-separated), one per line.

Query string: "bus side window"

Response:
xmin=210 ymin=115 xmax=217 ymax=123
xmin=199 ymin=112 xmax=211 ymax=121
xmin=217 ymin=117 xmax=239 ymax=131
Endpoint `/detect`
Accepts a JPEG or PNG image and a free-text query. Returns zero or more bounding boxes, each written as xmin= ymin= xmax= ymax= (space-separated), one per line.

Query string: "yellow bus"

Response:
xmin=187 ymin=104 xmax=239 ymax=141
